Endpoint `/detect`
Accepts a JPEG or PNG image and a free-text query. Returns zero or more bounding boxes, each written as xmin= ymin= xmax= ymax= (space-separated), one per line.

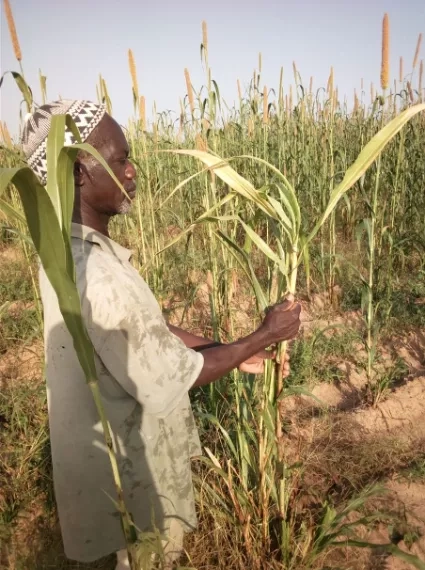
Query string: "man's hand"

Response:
xmin=238 ymin=295 xmax=300 ymax=375
xmin=239 ymin=349 xmax=291 ymax=376
xmin=192 ymin=295 xmax=301 ymax=388
xmin=261 ymin=296 xmax=301 ymax=343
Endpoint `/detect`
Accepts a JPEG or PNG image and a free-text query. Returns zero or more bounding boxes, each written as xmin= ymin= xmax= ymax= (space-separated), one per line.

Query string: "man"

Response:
xmin=21 ymin=100 xmax=301 ymax=569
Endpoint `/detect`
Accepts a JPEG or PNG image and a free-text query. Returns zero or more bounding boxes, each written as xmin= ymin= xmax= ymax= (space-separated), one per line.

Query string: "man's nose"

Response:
xmin=125 ymin=162 xmax=137 ymax=179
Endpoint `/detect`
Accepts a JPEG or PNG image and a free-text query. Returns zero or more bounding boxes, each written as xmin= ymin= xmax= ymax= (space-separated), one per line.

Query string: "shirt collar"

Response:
xmin=71 ymin=223 xmax=132 ymax=262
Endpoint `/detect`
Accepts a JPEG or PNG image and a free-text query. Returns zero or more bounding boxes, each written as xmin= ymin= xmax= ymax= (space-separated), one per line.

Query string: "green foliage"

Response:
xmin=1 ymin=21 xmax=425 ymax=569
xmin=286 ymin=326 xmax=361 ymax=386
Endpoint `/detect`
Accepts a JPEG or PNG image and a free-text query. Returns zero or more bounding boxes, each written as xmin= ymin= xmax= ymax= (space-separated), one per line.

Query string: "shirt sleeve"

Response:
xmin=78 ymin=254 xmax=204 ymax=418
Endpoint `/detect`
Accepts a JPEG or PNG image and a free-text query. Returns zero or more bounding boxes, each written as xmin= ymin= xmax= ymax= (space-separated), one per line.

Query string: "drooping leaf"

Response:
xmin=235 ymin=156 xmax=301 ymax=232
xmin=238 ymin=218 xmax=287 ymax=276
xmin=267 ymin=195 xmax=293 ymax=240
xmin=157 ymin=193 xmax=235 ymax=254
xmin=215 ymin=229 xmax=269 ymax=312
xmin=0 ymin=71 xmax=33 ymax=111
xmin=212 ymin=79 xmax=222 ymax=112
xmin=7 ymin=166 xmax=98 ymax=381
xmin=166 ymin=149 xmax=277 ymax=219
xmin=307 ymin=103 xmax=425 ymax=245
xmin=332 ymin=540 xmax=425 ymax=570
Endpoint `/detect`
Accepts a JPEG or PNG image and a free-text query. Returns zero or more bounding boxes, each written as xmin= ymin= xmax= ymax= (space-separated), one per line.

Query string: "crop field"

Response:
xmin=1 ymin=3 xmax=425 ymax=570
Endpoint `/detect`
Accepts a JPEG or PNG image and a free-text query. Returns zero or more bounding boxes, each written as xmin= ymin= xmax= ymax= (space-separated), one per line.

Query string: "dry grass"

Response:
xmin=181 ymin=413 xmax=425 ymax=570
xmin=289 ymin=414 xmax=424 ymax=501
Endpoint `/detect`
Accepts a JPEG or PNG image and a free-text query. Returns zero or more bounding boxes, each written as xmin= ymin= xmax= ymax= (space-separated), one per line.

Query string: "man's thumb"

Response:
xmin=281 ymin=293 xmax=296 ymax=310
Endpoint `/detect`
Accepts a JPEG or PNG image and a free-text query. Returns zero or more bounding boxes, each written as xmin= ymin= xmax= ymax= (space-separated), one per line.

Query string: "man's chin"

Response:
xmin=117 ymin=200 xmax=133 ymax=215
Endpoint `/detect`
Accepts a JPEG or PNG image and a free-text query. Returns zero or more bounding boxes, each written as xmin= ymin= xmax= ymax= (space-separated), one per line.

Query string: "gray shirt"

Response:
xmin=39 ymin=223 xmax=204 ymax=562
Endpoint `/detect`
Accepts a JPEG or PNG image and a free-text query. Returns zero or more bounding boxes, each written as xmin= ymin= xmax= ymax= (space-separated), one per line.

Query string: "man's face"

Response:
xmin=78 ymin=115 xmax=137 ymax=216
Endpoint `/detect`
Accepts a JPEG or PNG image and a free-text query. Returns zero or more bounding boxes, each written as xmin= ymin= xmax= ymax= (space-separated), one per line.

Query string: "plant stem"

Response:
xmin=88 ymin=379 xmax=137 ymax=569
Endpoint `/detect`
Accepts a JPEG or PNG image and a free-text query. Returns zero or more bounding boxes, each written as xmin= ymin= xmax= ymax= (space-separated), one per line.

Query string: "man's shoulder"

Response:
xmin=71 ymin=238 xmax=158 ymax=309
xmin=71 ymin=237 xmax=111 ymax=266
xmin=71 ymin=238 xmax=127 ymax=282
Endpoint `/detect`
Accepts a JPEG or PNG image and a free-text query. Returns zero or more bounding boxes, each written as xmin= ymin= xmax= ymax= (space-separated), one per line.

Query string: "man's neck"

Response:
xmin=72 ymin=208 xmax=111 ymax=237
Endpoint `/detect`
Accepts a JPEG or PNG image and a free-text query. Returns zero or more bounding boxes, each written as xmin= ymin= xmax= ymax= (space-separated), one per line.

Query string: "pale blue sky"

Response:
xmin=1 ymin=0 xmax=424 ymax=139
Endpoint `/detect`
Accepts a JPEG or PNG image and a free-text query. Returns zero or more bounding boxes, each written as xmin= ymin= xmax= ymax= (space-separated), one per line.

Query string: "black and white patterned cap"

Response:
xmin=21 ymin=100 xmax=107 ymax=185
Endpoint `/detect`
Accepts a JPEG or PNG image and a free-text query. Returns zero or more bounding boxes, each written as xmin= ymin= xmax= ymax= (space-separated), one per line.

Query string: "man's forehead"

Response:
xmin=92 ymin=116 xmax=128 ymax=153
xmin=97 ymin=114 xmax=123 ymax=136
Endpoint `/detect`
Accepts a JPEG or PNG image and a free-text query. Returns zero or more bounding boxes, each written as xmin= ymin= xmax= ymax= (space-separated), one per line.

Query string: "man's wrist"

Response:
xmin=243 ymin=324 xmax=273 ymax=353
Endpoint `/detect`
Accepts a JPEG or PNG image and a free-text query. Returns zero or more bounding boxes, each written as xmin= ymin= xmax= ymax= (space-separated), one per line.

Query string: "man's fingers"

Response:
xmin=253 ymin=349 xmax=275 ymax=360
xmin=242 ymin=344 xmax=291 ymax=376
xmin=239 ymin=361 xmax=265 ymax=374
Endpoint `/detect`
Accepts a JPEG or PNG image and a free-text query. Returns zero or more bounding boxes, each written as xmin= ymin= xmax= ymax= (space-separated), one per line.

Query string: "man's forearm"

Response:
xmin=193 ymin=327 xmax=271 ymax=387
xmin=167 ymin=323 xmax=222 ymax=350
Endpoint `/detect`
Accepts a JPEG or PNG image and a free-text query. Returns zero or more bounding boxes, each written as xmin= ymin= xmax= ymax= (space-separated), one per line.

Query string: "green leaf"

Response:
xmin=200 ymin=413 xmax=239 ymax=460
xmin=39 ymin=69 xmax=47 ymax=102
xmin=267 ymin=195 xmax=293 ymax=240
xmin=46 ymin=114 xmax=67 ymax=224
xmin=279 ymin=385 xmax=323 ymax=405
xmin=57 ymin=147 xmax=79 ymax=277
xmin=25 ymin=175 xmax=96 ymax=377
xmin=58 ymin=148 xmax=77 ymax=232
xmin=0 ymin=168 xmax=21 ymax=197
xmin=1 ymin=166 xmax=97 ymax=381
xmin=238 ymin=219 xmax=287 ymax=276
xmin=356 ymin=218 xmax=372 ymax=252
xmin=332 ymin=540 xmax=425 ymax=570
xmin=0 ymin=223 xmax=33 ymax=246
xmin=215 ymin=229 xmax=269 ymax=311
xmin=236 ymin=155 xmax=300 ymax=224
xmin=275 ymin=182 xmax=301 ymax=236
xmin=231 ymin=157 xmax=301 ymax=233
xmin=361 ymin=285 xmax=372 ymax=314
xmin=0 ymin=71 xmax=33 ymax=111
xmin=212 ymin=80 xmax=222 ymax=112
xmin=157 ymin=162 xmax=218 ymax=209
xmin=65 ymin=114 xmax=83 ymax=144
xmin=0 ymin=301 xmax=11 ymax=318
xmin=299 ymin=234 xmax=310 ymax=292
xmin=307 ymin=103 xmax=425 ymax=245
xmin=72 ymin=142 xmax=130 ymax=199
xmin=0 ymin=196 xmax=27 ymax=225
xmin=156 ymin=193 xmax=236 ymax=255
xmin=166 ymin=149 xmax=277 ymax=219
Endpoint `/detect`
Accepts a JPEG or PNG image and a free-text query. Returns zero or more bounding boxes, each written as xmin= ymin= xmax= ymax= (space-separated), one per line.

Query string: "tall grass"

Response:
xmin=1 ymin=6 xmax=425 ymax=569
